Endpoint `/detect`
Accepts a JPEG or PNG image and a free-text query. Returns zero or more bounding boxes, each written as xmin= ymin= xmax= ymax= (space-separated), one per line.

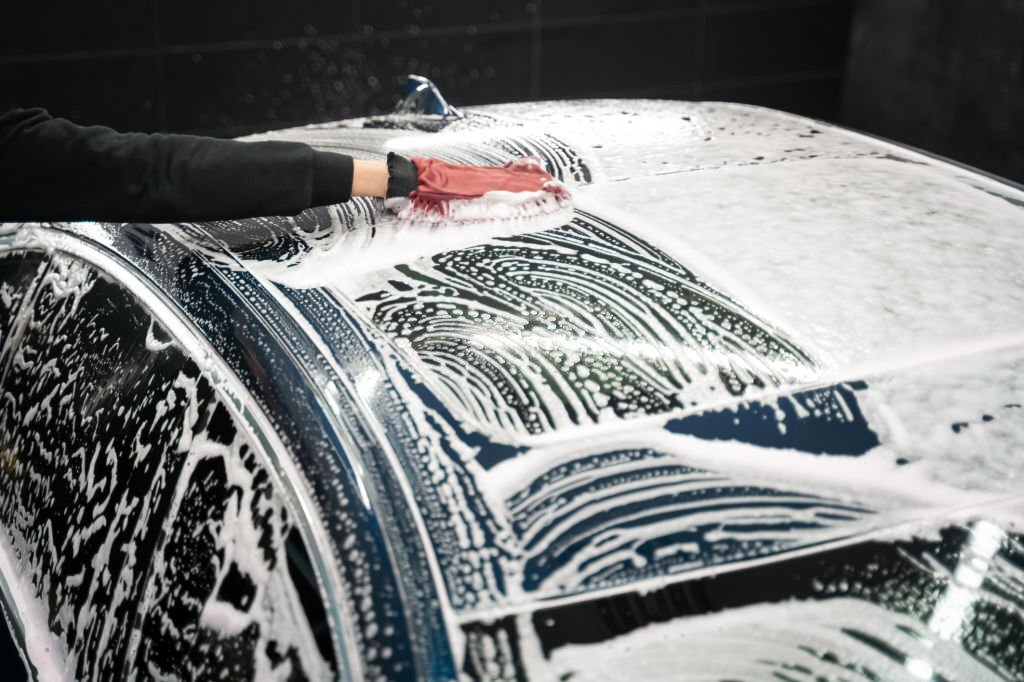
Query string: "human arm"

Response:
xmin=351 ymin=159 xmax=389 ymax=198
xmin=0 ymin=108 xmax=371 ymax=222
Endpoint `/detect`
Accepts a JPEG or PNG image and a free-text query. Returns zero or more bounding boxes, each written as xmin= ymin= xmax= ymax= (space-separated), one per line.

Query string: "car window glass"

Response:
xmin=0 ymin=252 xmax=47 ymax=385
xmin=0 ymin=252 xmax=336 ymax=680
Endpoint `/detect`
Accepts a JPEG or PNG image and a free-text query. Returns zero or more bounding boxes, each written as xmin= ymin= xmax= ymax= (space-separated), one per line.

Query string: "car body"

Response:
xmin=1 ymin=92 xmax=1023 ymax=681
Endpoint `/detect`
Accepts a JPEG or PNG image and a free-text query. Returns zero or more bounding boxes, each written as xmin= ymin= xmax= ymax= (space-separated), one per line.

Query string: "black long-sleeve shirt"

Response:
xmin=0 ymin=108 xmax=355 ymax=222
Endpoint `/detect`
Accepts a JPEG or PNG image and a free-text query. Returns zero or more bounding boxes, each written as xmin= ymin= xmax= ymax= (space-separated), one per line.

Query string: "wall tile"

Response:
xmin=1 ymin=1 xmax=156 ymax=57
xmin=540 ymin=18 xmax=698 ymax=98
xmin=163 ymin=43 xmax=363 ymax=133
xmin=158 ymin=0 xmax=353 ymax=47
xmin=361 ymin=0 xmax=532 ymax=32
xmin=362 ymin=30 xmax=534 ymax=111
xmin=702 ymin=2 xmax=853 ymax=81
xmin=162 ymin=29 xmax=533 ymax=135
xmin=843 ymin=0 xmax=1024 ymax=183
xmin=571 ymin=83 xmax=701 ymax=100
xmin=0 ymin=56 xmax=160 ymax=131
xmin=704 ymin=74 xmax=844 ymax=119
xmin=1 ymin=0 xmax=859 ymax=138
xmin=543 ymin=0 xmax=698 ymax=21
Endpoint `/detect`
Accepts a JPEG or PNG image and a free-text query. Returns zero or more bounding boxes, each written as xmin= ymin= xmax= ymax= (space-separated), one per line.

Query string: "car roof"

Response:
xmin=234 ymin=99 xmax=1024 ymax=616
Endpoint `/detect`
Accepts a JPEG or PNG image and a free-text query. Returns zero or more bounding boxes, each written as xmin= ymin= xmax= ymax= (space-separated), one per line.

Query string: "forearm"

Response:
xmin=0 ymin=108 xmax=364 ymax=222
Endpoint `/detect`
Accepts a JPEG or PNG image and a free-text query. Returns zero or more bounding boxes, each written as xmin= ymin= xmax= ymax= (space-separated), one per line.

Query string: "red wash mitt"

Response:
xmin=385 ymin=154 xmax=572 ymax=223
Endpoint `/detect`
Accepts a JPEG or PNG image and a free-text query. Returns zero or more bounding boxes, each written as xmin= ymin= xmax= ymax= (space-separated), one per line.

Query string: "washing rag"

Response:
xmin=385 ymin=153 xmax=571 ymax=222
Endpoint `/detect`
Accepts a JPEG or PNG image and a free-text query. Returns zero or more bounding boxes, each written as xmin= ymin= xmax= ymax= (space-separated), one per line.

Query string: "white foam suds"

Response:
xmin=581 ymin=156 xmax=1024 ymax=371
xmin=0 ymin=233 xmax=342 ymax=679
xmin=483 ymin=426 xmax=982 ymax=514
xmin=248 ymin=206 xmax=572 ymax=288
xmin=539 ymin=598 xmax=1006 ymax=681
xmin=0 ymin=530 xmax=69 ymax=681
xmin=11 ymin=99 xmax=1017 ymax=672
xmin=231 ymin=99 xmax=1024 ymax=623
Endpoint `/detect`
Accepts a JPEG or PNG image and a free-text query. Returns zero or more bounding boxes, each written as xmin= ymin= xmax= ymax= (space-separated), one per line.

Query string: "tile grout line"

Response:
xmin=0 ymin=0 xmax=846 ymax=66
xmin=188 ymin=65 xmax=843 ymax=138
xmin=181 ymin=66 xmax=845 ymax=138
xmin=693 ymin=0 xmax=707 ymax=99
xmin=530 ymin=0 xmax=542 ymax=100
xmin=583 ymin=67 xmax=844 ymax=99
xmin=152 ymin=0 xmax=167 ymax=131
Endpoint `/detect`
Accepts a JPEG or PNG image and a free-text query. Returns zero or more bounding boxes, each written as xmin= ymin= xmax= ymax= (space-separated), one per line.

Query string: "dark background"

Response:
xmin=1 ymin=0 xmax=1022 ymax=183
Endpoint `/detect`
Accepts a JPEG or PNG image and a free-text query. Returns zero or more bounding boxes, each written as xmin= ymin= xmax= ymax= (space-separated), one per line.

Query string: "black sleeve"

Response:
xmin=0 ymin=108 xmax=355 ymax=222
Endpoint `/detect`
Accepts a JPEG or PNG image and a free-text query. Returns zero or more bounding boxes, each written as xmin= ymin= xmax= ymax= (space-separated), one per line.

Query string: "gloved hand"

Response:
xmin=385 ymin=152 xmax=569 ymax=202
xmin=384 ymin=152 xmax=570 ymax=221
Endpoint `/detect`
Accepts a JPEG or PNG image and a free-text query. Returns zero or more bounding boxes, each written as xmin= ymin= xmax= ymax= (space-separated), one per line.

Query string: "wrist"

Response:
xmin=351 ymin=159 xmax=389 ymax=197
xmin=386 ymin=153 xmax=419 ymax=200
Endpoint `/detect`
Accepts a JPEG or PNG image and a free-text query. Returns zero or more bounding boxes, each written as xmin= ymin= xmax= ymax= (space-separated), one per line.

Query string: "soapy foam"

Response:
xmin=0 ymin=530 xmax=68 ymax=681
xmin=247 ymin=205 xmax=573 ymax=286
xmin=0 ymin=249 xmax=335 ymax=679
xmin=543 ymin=598 xmax=1008 ymax=681
xmin=581 ymin=156 xmax=1024 ymax=370
xmin=235 ymin=101 xmax=1024 ymax=623
xmin=6 ymin=99 xmax=1020 ymax=679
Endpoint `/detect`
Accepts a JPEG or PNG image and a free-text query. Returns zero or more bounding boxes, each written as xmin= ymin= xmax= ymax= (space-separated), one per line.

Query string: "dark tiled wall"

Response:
xmin=0 ymin=0 xmax=853 ymax=137
xmin=842 ymin=1 xmax=1024 ymax=184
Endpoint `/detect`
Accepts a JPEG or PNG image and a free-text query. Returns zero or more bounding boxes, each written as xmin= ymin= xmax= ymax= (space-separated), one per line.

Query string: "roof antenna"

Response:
xmin=394 ymin=74 xmax=463 ymax=118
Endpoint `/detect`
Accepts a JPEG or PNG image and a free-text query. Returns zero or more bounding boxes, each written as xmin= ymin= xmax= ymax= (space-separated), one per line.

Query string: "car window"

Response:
xmin=0 ymin=252 xmax=47 ymax=385
xmin=0 ymin=251 xmax=337 ymax=680
xmin=0 ymin=251 xmax=46 ymax=682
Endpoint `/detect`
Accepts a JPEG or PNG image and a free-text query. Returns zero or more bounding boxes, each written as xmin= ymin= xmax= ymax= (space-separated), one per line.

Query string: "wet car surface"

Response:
xmin=1 ymin=97 xmax=1023 ymax=680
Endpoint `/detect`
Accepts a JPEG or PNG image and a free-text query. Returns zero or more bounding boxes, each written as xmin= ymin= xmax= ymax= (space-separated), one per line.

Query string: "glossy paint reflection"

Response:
xmin=462 ymin=515 xmax=1024 ymax=681
xmin=355 ymin=212 xmax=816 ymax=441
xmin=237 ymin=99 xmax=1024 ymax=630
xmin=223 ymin=100 xmax=1024 ymax=680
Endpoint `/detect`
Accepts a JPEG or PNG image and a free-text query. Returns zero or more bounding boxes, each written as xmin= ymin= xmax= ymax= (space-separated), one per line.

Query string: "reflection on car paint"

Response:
xmin=239 ymin=99 xmax=1024 ymax=679
xmin=666 ymin=380 xmax=879 ymax=455
xmin=354 ymin=211 xmax=815 ymax=441
xmin=251 ymin=231 xmax=899 ymax=616
xmin=463 ymin=520 xmax=1024 ymax=682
